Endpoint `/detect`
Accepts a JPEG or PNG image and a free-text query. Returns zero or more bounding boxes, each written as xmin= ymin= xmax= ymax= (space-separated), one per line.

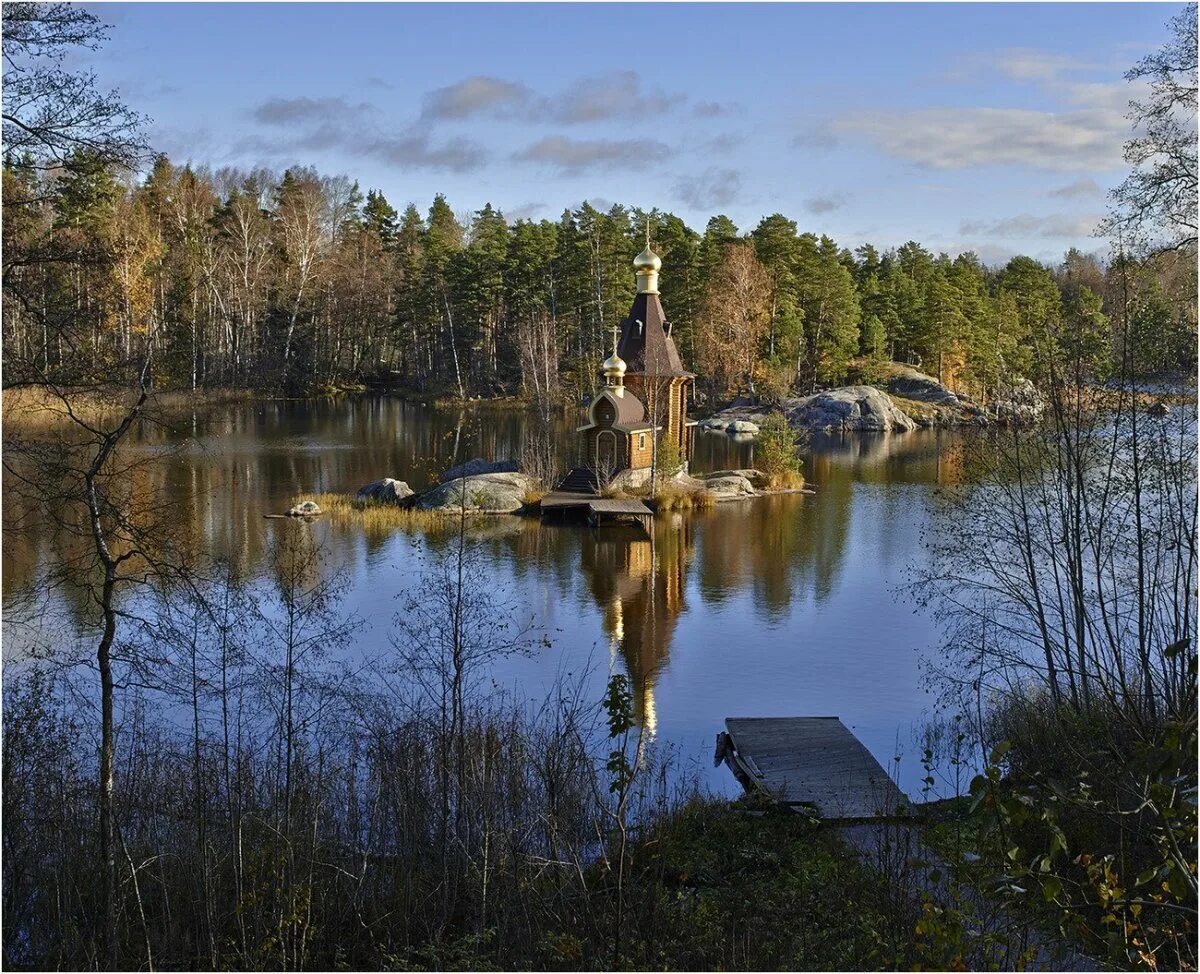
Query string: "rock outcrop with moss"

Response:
xmin=417 ymin=471 xmax=537 ymax=513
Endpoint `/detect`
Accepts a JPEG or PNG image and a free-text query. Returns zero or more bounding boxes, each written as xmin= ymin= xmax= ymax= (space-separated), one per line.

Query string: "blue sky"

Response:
xmin=83 ymin=2 xmax=1179 ymax=264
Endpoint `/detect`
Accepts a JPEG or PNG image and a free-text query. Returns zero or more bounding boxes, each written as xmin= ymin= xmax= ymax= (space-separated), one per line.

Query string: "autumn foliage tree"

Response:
xmin=694 ymin=242 xmax=771 ymax=398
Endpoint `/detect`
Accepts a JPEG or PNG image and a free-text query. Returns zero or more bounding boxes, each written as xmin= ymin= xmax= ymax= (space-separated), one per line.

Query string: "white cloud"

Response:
xmin=421 ymin=71 xmax=684 ymax=124
xmin=834 ymin=103 xmax=1127 ymax=172
xmin=549 ymin=71 xmax=682 ymax=123
xmin=831 ymin=47 xmax=1142 ymax=173
xmin=252 ymin=96 xmax=372 ymax=125
xmin=514 ymin=136 xmax=671 ymax=174
xmin=675 ymin=168 xmax=742 ymax=209
xmin=1049 ymin=177 xmax=1103 ymax=199
xmin=959 ymin=212 xmax=1104 ymax=238
xmin=964 ymin=48 xmax=1092 ymax=83
xmin=422 ymin=76 xmax=533 ymax=121
xmin=804 ymin=194 xmax=847 ymax=215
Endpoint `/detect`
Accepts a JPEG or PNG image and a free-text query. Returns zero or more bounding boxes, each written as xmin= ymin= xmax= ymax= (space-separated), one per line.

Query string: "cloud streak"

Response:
xmin=959 ymin=212 xmax=1103 ymax=238
xmin=514 ymin=136 xmax=671 ymax=174
xmin=245 ymin=95 xmax=486 ymax=172
xmin=804 ymin=194 xmax=846 ymax=215
xmin=253 ymin=96 xmax=372 ymax=126
xmin=422 ymin=76 xmax=532 ymax=120
xmin=1049 ymin=176 xmax=1103 ymax=199
xmin=833 ymin=102 xmax=1127 ymax=172
xmin=421 ymin=70 xmax=685 ymax=124
xmin=674 ymin=168 xmax=742 ymax=209
xmin=829 ymin=47 xmax=1140 ymax=173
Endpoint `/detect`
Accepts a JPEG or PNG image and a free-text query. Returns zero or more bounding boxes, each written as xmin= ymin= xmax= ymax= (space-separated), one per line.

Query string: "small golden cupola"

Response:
xmin=601 ymin=325 xmax=627 ymax=396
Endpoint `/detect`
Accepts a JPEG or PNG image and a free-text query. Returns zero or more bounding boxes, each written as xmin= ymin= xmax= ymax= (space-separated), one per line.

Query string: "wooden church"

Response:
xmin=573 ymin=243 xmax=696 ymax=489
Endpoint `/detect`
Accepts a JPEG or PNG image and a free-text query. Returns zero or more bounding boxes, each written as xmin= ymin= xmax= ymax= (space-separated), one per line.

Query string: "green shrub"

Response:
xmin=754 ymin=413 xmax=806 ymax=489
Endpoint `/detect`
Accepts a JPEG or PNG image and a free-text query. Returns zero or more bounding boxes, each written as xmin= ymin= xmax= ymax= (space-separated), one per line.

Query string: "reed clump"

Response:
xmin=520 ymin=487 xmax=546 ymax=507
xmin=651 ymin=484 xmax=716 ymax=512
xmin=293 ymin=492 xmax=457 ymax=535
xmin=764 ymin=468 xmax=806 ymax=490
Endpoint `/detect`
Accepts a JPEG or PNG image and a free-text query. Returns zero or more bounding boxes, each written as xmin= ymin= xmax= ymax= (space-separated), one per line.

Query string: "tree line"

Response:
xmin=5 ymin=152 xmax=1195 ymax=403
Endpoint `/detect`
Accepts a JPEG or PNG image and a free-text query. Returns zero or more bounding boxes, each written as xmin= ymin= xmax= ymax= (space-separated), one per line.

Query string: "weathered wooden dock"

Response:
xmin=717 ymin=717 xmax=908 ymax=820
xmin=539 ymin=491 xmax=595 ymax=514
xmin=540 ymin=491 xmax=653 ymax=534
xmin=584 ymin=498 xmax=653 ymax=532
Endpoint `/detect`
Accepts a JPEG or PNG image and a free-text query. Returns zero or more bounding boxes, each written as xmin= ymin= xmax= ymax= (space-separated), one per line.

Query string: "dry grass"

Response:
xmin=3 ymin=386 xmax=259 ymax=430
xmin=650 ymin=485 xmax=716 ymax=512
xmin=293 ymin=492 xmax=457 ymax=535
xmin=520 ymin=487 xmax=546 ymax=507
xmin=764 ymin=469 xmax=806 ymax=490
xmin=887 ymin=394 xmax=949 ymax=426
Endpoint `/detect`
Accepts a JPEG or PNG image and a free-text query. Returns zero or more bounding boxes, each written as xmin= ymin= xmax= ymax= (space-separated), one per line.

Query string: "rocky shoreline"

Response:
xmin=290 ymin=460 xmax=809 ymax=519
xmin=700 ymin=366 xmax=1045 ymax=436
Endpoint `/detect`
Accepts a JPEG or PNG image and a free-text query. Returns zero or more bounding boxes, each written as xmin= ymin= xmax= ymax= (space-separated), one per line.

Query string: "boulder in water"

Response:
xmin=418 ymin=472 xmax=536 ymax=513
xmin=706 ymin=468 xmax=769 ymax=488
xmin=439 ymin=457 xmax=519 ymax=483
xmin=726 ymin=420 xmax=760 ymax=435
xmin=356 ymin=478 xmax=414 ymax=505
xmin=287 ymin=500 xmax=322 ymax=517
xmin=704 ymin=473 xmax=757 ymax=498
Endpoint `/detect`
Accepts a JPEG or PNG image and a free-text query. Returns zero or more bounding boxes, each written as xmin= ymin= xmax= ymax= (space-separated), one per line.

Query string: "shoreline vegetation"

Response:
xmin=5 ymin=360 xmax=1192 ymax=438
xmin=3 ymin=0 xmax=1196 ymax=969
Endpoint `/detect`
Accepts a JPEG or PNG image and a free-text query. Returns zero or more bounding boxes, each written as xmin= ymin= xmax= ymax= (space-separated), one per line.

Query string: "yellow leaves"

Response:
xmin=109 ymin=196 xmax=164 ymax=333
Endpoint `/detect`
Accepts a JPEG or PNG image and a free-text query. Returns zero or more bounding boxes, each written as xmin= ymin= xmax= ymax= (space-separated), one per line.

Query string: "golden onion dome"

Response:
xmin=601 ymin=349 xmax=627 ymax=379
xmin=633 ymin=245 xmax=662 ymax=272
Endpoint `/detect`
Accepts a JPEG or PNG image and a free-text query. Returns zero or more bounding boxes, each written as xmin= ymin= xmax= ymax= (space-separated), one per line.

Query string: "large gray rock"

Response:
xmin=886 ymin=367 xmax=959 ymax=405
xmin=706 ymin=468 xmax=769 ymax=488
xmin=704 ymin=473 xmax=757 ymax=498
xmin=356 ymin=478 xmax=414 ymax=505
xmin=726 ymin=420 xmax=760 ymax=435
xmin=991 ymin=378 xmax=1044 ymax=423
xmin=417 ymin=472 xmax=536 ymax=513
xmin=787 ymin=386 xmax=916 ymax=433
xmin=439 ymin=457 xmax=519 ymax=484
xmin=287 ymin=500 xmax=322 ymax=517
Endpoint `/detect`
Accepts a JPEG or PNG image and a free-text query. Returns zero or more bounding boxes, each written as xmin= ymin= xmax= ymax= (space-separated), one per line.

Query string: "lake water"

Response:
xmin=2 ymin=398 xmax=966 ymax=797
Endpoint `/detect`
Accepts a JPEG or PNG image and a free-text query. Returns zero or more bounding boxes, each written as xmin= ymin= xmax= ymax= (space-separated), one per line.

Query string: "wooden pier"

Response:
xmin=540 ymin=485 xmax=653 ymax=534
xmin=716 ymin=717 xmax=908 ymax=820
xmin=584 ymin=498 xmax=653 ymax=532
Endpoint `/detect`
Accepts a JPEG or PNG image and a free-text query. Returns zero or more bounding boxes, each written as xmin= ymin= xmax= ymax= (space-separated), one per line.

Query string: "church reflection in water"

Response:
xmin=578 ymin=514 xmax=693 ymax=737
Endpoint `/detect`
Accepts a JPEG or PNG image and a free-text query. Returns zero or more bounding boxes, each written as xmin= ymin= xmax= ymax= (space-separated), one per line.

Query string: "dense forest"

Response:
xmin=2 ymin=3 xmax=1197 ymax=971
xmin=4 ymin=152 xmax=1196 ymax=403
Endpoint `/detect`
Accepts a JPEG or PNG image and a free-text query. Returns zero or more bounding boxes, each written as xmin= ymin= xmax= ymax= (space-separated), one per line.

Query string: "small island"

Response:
xmin=301 ymin=245 xmax=808 ymax=523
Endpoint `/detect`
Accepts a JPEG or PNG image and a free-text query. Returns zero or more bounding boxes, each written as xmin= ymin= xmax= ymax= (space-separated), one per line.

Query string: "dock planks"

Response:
xmin=720 ymin=717 xmax=907 ymax=820
xmin=540 ymin=493 xmax=654 ymax=533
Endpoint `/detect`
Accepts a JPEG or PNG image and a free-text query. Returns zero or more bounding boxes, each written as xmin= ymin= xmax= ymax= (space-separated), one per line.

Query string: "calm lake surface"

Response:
xmin=3 ymin=398 xmax=968 ymax=797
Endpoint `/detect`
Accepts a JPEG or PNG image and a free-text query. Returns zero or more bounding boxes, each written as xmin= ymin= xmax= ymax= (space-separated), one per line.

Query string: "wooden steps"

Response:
xmin=556 ymin=467 xmax=599 ymax=494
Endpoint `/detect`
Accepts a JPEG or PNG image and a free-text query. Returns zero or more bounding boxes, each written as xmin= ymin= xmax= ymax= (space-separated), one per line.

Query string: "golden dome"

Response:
xmin=633 ymin=246 xmax=661 ymax=272
xmin=602 ymin=349 xmax=627 ymax=379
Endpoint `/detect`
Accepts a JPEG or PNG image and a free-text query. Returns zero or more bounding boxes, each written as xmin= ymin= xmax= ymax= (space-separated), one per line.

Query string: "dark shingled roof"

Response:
xmin=612 ymin=388 xmax=648 ymax=426
xmin=618 ymin=292 xmax=691 ymax=377
xmin=579 ymin=388 xmax=652 ymax=433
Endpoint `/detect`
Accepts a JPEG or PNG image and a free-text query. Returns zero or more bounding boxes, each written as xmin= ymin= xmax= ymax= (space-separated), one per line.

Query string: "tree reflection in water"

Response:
xmin=4 ymin=401 xmax=965 ymax=797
